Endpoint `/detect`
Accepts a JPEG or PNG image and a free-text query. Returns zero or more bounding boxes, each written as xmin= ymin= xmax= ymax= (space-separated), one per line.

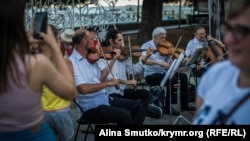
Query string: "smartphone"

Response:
xmin=34 ymin=12 xmax=48 ymax=39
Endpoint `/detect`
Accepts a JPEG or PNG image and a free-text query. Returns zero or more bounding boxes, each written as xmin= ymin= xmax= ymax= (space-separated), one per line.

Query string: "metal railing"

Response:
xmin=25 ymin=0 xmax=193 ymax=40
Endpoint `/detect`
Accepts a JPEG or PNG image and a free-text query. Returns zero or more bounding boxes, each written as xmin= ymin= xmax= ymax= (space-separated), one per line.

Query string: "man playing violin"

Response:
xmin=141 ymin=27 xmax=194 ymax=113
xmin=185 ymin=25 xmax=226 ymax=78
xmin=98 ymin=28 xmax=150 ymax=123
xmin=69 ymin=29 xmax=144 ymax=124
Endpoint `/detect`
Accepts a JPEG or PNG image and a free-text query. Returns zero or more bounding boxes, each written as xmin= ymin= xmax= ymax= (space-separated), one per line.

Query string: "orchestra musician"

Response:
xmin=98 ymin=28 xmax=150 ymax=123
xmin=69 ymin=29 xmax=144 ymax=124
xmin=185 ymin=25 xmax=226 ymax=78
xmin=141 ymin=27 xmax=195 ymax=114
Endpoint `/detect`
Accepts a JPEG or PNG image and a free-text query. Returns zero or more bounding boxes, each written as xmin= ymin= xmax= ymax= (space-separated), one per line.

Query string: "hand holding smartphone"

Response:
xmin=34 ymin=12 xmax=48 ymax=39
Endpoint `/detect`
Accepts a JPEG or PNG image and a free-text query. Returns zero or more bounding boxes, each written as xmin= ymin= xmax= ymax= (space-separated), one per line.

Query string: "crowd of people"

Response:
xmin=1 ymin=0 xmax=250 ymax=140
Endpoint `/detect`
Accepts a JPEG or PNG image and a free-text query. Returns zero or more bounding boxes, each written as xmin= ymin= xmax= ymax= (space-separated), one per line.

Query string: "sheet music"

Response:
xmin=185 ymin=48 xmax=203 ymax=66
xmin=169 ymin=52 xmax=185 ymax=79
xmin=160 ymin=52 xmax=185 ymax=87
xmin=160 ymin=59 xmax=177 ymax=87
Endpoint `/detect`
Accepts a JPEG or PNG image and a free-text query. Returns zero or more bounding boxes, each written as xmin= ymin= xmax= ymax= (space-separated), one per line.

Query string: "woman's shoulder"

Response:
xmin=205 ymin=60 xmax=236 ymax=77
xmin=210 ymin=60 xmax=233 ymax=70
xmin=27 ymin=54 xmax=51 ymax=72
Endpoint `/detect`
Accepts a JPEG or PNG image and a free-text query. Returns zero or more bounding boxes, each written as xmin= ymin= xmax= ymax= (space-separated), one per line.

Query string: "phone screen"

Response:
xmin=34 ymin=12 xmax=48 ymax=39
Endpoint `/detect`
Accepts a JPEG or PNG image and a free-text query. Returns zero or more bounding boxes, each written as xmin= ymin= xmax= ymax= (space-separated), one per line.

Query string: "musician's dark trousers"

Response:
xmin=192 ymin=68 xmax=207 ymax=78
xmin=145 ymin=72 xmax=189 ymax=110
xmin=110 ymin=88 xmax=150 ymax=123
xmin=83 ymin=96 xmax=144 ymax=124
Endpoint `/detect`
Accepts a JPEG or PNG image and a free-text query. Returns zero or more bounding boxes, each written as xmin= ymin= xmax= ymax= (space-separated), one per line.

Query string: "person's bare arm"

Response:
xmin=28 ymin=55 xmax=76 ymax=100
xmin=27 ymin=24 xmax=77 ymax=100
xmin=140 ymin=48 xmax=155 ymax=64
xmin=100 ymin=48 xmax=121 ymax=82
xmin=64 ymin=58 xmax=74 ymax=76
xmin=141 ymin=53 xmax=170 ymax=70
xmin=77 ymin=78 xmax=119 ymax=94
xmin=207 ymin=35 xmax=225 ymax=49
xmin=100 ymin=58 xmax=117 ymax=82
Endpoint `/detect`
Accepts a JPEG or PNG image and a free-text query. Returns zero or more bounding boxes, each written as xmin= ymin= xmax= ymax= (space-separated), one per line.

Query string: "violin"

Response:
xmin=87 ymin=41 xmax=117 ymax=63
xmin=117 ymin=45 xmax=147 ymax=61
xmin=86 ymin=47 xmax=101 ymax=63
xmin=157 ymin=41 xmax=185 ymax=59
xmin=102 ymin=46 xmax=116 ymax=60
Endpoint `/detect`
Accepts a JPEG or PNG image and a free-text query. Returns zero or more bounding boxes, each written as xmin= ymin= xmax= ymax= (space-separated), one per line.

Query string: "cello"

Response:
xmin=203 ymin=35 xmax=227 ymax=67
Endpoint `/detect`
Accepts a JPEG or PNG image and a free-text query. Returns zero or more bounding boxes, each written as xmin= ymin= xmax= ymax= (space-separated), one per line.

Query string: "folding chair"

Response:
xmin=73 ymin=100 xmax=95 ymax=141
xmin=73 ymin=100 xmax=115 ymax=141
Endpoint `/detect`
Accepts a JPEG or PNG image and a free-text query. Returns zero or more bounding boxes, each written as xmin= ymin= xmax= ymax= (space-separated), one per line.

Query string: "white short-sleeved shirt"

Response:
xmin=69 ymin=49 xmax=109 ymax=112
xmin=141 ymin=40 xmax=171 ymax=77
xmin=185 ymin=38 xmax=206 ymax=68
xmin=98 ymin=57 xmax=144 ymax=95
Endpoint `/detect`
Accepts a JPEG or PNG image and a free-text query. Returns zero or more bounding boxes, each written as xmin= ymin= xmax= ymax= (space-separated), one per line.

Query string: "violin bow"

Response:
xmin=98 ymin=39 xmax=120 ymax=90
xmin=97 ymin=39 xmax=116 ymax=79
xmin=128 ymin=36 xmax=135 ymax=80
xmin=168 ymin=35 xmax=182 ymax=63
xmin=204 ymin=51 xmax=228 ymax=67
xmin=128 ymin=36 xmax=137 ymax=90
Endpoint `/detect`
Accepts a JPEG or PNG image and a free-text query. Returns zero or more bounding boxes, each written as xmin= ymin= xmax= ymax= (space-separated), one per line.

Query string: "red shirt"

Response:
xmin=60 ymin=40 xmax=74 ymax=58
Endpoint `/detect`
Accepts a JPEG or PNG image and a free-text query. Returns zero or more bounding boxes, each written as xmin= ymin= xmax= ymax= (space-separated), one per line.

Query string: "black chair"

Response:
xmin=73 ymin=100 xmax=113 ymax=141
xmin=73 ymin=100 xmax=94 ymax=141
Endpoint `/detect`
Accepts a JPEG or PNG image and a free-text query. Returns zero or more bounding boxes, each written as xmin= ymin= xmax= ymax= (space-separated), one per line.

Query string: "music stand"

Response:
xmin=185 ymin=48 xmax=203 ymax=90
xmin=160 ymin=53 xmax=191 ymax=124
xmin=173 ymin=53 xmax=192 ymax=125
xmin=185 ymin=48 xmax=203 ymax=66
xmin=160 ymin=53 xmax=185 ymax=87
xmin=160 ymin=60 xmax=177 ymax=87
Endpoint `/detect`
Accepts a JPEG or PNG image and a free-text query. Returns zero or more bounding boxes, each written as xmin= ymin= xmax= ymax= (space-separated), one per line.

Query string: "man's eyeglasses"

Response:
xmin=221 ymin=22 xmax=250 ymax=40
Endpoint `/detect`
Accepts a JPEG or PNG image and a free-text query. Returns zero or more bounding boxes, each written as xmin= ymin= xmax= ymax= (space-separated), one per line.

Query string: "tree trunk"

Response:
xmin=137 ymin=0 xmax=164 ymax=45
xmin=220 ymin=0 xmax=225 ymax=24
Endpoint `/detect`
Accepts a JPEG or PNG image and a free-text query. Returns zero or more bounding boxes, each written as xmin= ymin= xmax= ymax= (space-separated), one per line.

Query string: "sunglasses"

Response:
xmin=221 ymin=22 xmax=250 ymax=40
